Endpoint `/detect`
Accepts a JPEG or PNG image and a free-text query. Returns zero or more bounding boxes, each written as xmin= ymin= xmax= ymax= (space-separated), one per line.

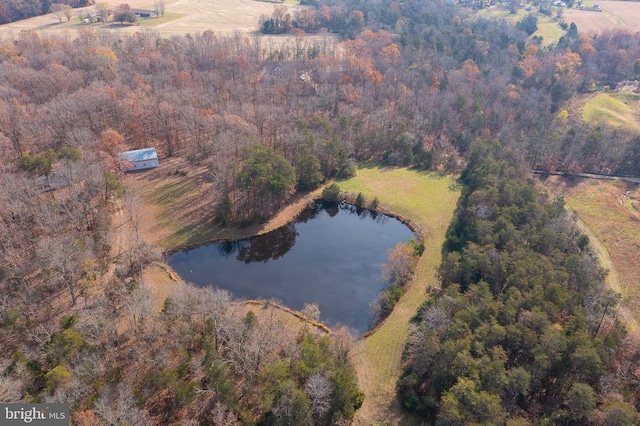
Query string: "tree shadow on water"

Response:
xmin=236 ymin=223 xmax=299 ymax=263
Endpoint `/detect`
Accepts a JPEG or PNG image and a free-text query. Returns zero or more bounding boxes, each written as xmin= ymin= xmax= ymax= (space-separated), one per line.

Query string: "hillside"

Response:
xmin=582 ymin=91 xmax=640 ymax=133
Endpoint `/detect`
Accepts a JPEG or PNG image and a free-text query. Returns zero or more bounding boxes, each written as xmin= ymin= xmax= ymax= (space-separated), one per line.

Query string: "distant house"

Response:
xmin=118 ymin=148 xmax=159 ymax=171
xmin=132 ymin=9 xmax=158 ymax=18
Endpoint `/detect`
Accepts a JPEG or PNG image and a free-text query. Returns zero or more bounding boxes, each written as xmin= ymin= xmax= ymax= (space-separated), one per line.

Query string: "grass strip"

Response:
xmin=338 ymin=166 xmax=460 ymax=424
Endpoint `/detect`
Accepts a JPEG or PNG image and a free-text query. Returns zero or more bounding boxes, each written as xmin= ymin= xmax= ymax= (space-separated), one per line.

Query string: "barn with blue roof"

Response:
xmin=118 ymin=148 xmax=159 ymax=171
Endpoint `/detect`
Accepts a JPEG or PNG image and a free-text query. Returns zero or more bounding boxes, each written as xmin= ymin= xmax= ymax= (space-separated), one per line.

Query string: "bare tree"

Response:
xmin=304 ymin=372 xmax=333 ymax=421
xmin=0 ymin=358 xmax=24 ymax=402
xmin=382 ymin=241 xmax=418 ymax=287
xmin=51 ymin=3 xmax=70 ymax=24
xmin=331 ymin=326 xmax=356 ymax=366
xmin=124 ymin=285 xmax=153 ymax=332
xmin=301 ymin=302 xmax=321 ymax=322
xmin=153 ymin=0 xmax=160 ymax=17
xmin=37 ymin=234 xmax=83 ymax=305
xmin=200 ymin=287 xmax=234 ymax=352
xmin=95 ymin=2 xmax=110 ymax=24
xmin=221 ymin=308 xmax=284 ymax=388
xmin=208 ymin=402 xmax=239 ymax=426
xmin=94 ymin=383 xmax=153 ymax=426
xmin=63 ymin=6 xmax=74 ymax=22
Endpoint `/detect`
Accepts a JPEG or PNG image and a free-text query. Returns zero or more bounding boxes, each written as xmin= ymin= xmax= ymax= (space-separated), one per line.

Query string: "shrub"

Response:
xmin=45 ymin=365 xmax=71 ymax=394
xmin=215 ymin=193 xmax=233 ymax=226
xmin=322 ymin=183 xmax=341 ymax=203
xmin=517 ymin=15 xmax=538 ymax=35
xmin=370 ymin=197 xmax=380 ymax=210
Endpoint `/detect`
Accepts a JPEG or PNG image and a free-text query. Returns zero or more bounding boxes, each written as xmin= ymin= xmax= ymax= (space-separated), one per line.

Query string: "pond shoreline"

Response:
xmin=167 ymin=197 xmax=416 ymax=334
xmin=163 ymin=187 xmax=424 ymax=257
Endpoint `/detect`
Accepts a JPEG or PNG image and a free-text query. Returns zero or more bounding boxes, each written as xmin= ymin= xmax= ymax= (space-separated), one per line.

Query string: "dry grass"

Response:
xmin=338 ymin=167 xmax=460 ymax=425
xmin=142 ymin=262 xmax=331 ymax=338
xmin=582 ymin=92 xmax=640 ymax=133
xmin=124 ymin=156 xmax=326 ymax=252
xmin=563 ymin=0 xmax=640 ymax=34
xmin=0 ymin=0 xmax=304 ymax=38
xmin=123 ymin=156 xmax=212 ymax=250
xmin=541 ymin=175 xmax=640 ymax=338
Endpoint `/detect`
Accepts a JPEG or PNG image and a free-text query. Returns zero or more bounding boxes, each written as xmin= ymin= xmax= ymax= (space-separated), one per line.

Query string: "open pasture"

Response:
xmin=0 ymin=0 xmax=301 ymax=37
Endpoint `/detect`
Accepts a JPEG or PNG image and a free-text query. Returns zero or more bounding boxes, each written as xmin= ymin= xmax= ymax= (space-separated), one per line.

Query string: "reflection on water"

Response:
xmin=237 ymin=223 xmax=298 ymax=264
xmin=168 ymin=202 xmax=413 ymax=333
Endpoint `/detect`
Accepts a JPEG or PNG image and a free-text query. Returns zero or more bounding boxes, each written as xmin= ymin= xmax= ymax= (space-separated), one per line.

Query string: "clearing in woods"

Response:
xmin=121 ymin=161 xmax=461 ymax=424
xmin=477 ymin=0 xmax=640 ymax=46
xmin=581 ymin=91 xmax=640 ymax=133
xmin=541 ymin=175 xmax=640 ymax=340
xmin=339 ymin=167 xmax=460 ymax=425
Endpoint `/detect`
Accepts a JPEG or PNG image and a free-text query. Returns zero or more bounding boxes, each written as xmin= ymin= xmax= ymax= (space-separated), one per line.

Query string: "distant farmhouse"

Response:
xmin=118 ymin=148 xmax=159 ymax=171
xmin=132 ymin=9 xmax=158 ymax=18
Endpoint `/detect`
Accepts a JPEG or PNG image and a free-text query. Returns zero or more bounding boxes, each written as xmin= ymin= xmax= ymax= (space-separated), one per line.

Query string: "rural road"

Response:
xmin=533 ymin=169 xmax=640 ymax=184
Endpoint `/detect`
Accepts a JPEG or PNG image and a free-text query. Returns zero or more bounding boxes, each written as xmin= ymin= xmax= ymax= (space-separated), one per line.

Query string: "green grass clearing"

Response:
xmin=339 ymin=166 xmax=460 ymax=424
xmin=475 ymin=6 xmax=566 ymax=46
xmin=582 ymin=92 xmax=640 ymax=133
xmin=534 ymin=20 xmax=565 ymax=46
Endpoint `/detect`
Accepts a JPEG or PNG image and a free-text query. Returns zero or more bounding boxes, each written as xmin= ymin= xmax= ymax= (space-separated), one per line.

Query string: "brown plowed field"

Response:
xmin=563 ymin=1 xmax=640 ymax=33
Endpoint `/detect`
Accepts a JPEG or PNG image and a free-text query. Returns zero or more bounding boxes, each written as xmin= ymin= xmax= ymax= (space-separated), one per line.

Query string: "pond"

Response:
xmin=167 ymin=202 xmax=415 ymax=334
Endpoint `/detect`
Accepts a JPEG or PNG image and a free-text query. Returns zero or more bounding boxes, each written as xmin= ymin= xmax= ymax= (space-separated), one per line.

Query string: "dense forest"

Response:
xmin=398 ymin=142 xmax=638 ymax=424
xmin=1 ymin=0 xmax=640 ymax=423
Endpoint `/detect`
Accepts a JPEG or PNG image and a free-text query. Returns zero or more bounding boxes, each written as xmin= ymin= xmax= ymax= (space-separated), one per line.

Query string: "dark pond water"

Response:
xmin=168 ymin=203 xmax=415 ymax=333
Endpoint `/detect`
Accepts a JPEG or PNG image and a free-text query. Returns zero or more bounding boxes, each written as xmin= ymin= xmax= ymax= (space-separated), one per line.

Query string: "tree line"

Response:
xmin=398 ymin=141 xmax=638 ymax=424
xmin=0 ymin=0 xmax=92 ymax=24
xmin=2 ymin=2 xmax=640 ymax=226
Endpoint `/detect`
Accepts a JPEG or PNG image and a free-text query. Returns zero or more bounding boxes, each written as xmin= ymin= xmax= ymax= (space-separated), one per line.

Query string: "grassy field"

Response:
xmin=475 ymin=6 xmax=565 ymax=46
xmin=535 ymin=20 xmax=566 ymax=46
xmin=476 ymin=0 xmax=640 ymax=43
xmin=0 ymin=0 xmax=302 ymax=37
xmin=137 ymin=12 xmax=186 ymax=28
xmin=563 ymin=0 xmax=640 ymax=33
xmin=125 ymin=156 xmax=327 ymax=252
xmin=582 ymin=92 xmax=640 ymax=133
xmin=541 ymin=176 xmax=640 ymax=338
xmin=338 ymin=167 xmax=460 ymax=425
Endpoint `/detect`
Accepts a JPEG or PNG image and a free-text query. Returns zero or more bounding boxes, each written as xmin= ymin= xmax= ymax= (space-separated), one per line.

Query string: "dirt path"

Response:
xmin=540 ymin=175 xmax=640 ymax=344
xmin=533 ymin=169 xmax=640 ymax=184
xmin=573 ymin=214 xmax=639 ymax=341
